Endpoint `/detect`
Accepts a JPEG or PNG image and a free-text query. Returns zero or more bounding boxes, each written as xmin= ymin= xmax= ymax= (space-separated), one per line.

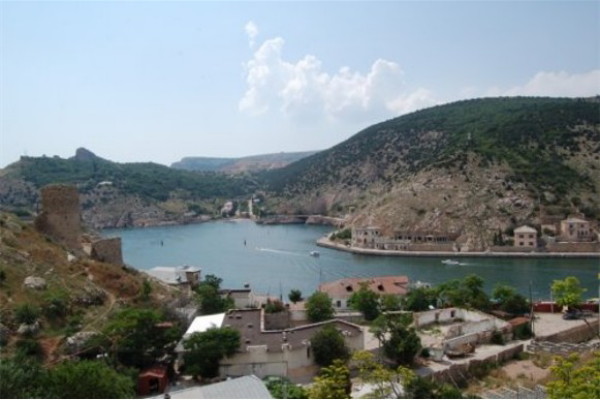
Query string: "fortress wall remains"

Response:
xmin=91 ymin=237 xmax=124 ymax=265
xmin=34 ymin=185 xmax=81 ymax=249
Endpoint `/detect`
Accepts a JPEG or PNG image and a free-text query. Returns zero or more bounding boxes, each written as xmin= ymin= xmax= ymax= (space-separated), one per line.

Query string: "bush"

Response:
xmin=15 ymin=304 xmax=40 ymax=325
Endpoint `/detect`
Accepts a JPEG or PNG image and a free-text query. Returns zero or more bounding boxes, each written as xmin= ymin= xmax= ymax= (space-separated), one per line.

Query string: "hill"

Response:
xmin=0 ymin=211 xmax=182 ymax=364
xmin=0 ymin=148 xmax=259 ymax=228
xmin=262 ymin=97 xmax=600 ymax=249
xmin=171 ymin=151 xmax=317 ymax=173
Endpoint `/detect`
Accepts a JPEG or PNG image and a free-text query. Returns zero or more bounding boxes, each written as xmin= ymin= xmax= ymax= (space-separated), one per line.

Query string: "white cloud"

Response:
xmin=244 ymin=21 xmax=259 ymax=48
xmin=488 ymin=70 xmax=600 ymax=97
xmin=239 ymin=33 xmax=436 ymax=122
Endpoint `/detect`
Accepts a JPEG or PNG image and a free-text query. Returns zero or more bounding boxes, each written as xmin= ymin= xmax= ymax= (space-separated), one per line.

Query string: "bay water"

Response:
xmin=104 ymin=220 xmax=599 ymax=300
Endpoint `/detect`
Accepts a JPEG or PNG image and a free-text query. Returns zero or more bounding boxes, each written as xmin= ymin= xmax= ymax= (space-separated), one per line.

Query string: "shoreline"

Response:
xmin=316 ymin=237 xmax=600 ymax=259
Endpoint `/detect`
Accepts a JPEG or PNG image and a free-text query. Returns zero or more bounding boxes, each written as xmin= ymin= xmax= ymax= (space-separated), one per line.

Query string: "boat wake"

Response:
xmin=255 ymin=247 xmax=304 ymax=257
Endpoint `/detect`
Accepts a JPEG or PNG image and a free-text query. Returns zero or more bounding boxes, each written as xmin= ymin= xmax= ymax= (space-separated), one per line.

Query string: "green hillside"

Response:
xmin=3 ymin=149 xmax=258 ymax=202
xmin=264 ymin=96 xmax=599 ymax=203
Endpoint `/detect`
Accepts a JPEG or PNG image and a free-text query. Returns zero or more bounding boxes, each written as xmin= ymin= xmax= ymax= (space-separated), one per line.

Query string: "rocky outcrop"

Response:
xmin=23 ymin=276 xmax=47 ymax=290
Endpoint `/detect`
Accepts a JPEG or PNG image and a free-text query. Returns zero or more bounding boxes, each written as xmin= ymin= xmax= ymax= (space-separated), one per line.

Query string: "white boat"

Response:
xmin=441 ymin=259 xmax=460 ymax=265
xmin=310 ymin=251 xmax=320 ymax=257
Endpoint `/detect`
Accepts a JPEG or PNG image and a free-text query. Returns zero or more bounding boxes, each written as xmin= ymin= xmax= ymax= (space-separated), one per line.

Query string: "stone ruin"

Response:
xmin=34 ymin=185 xmax=81 ymax=250
xmin=91 ymin=237 xmax=124 ymax=265
xmin=34 ymin=184 xmax=124 ymax=265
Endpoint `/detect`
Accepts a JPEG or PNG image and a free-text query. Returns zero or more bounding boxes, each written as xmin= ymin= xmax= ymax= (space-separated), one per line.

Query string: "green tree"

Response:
xmin=308 ymin=360 xmax=351 ymax=399
xmin=380 ymin=293 xmax=402 ymax=311
xmin=0 ymin=358 xmax=47 ymax=398
xmin=403 ymin=286 xmax=437 ymax=311
xmin=437 ymin=274 xmax=490 ymax=311
xmin=377 ymin=314 xmax=422 ymax=366
xmin=348 ymin=282 xmax=380 ymax=321
xmin=288 ymin=289 xmax=303 ymax=304
xmin=492 ymin=284 xmax=529 ymax=314
xmin=195 ymin=275 xmax=234 ymax=315
xmin=551 ymin=276 xmax=586 ymax=309
xmin=183 ymin=326 xmax=240 ymax=378
xmin=306 ymin=291 xmax=335 ymax=322
xmin=352 ymin=350 xmax=413 ymax=398
xmin=311 ymin=325 xmax=350 ymax=367
xmin=102 ymin=307 xmax=180 ymax=368
xmin=265 ymin=376 xmax=308 ymax=399
xmin=547 ymin=352 xmax=600 ymax=399
xmin=45 ymin=360 xmax=135 ymax=398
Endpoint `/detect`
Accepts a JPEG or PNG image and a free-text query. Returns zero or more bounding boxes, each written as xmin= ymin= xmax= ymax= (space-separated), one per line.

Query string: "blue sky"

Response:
xmin=1 ymin=0 xmax=598 ymax=167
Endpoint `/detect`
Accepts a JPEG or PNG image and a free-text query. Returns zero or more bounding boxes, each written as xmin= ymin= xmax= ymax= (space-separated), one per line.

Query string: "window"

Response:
xmin=336 ymin=300 xmax=341 ymax=308
xmin=529 ymin=242 xmax=534 ymax=246
xmin=519 ymin=242 xmax=524 ymax=246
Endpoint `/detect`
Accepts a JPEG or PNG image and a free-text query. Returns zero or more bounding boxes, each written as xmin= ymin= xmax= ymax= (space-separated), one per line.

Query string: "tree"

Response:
xmin=102 ymin=308 xmax=181 ymax=368
xmin=547 ymin=352 xmax=600 ymax=399
xmin=183 ymin=326 xmax=240 ymax=378
xmin=403 ymin=287 xmax=437 ymax=311
xmin=492 ymin=284 xmax=529 ymax=314
xmin=288 ymin=289 xmax=303 ymax=304
xmin=308 ymin=360 xmax=351 ymax=399
xmin=0 ymin=358 xmax=47 ymax=398
xmin=45 ymin=360 xmax=135 ymax=398
xmin=348 ymin=282 xmax=380 ymax=321
xmin=265 ymin=376 xmax=308 ymax=399
xmin=380 ymin=293 xmax=402 ymax=311
xmin=376 ymin=314 xmax=422 ymax=366
xmin=311 ymin=325 xmax=350 ymax=367
xmin=306 ymin=291 xmax=334 ymax=322
xmin=551 ymin=276 xmax=586 ymax=309
xmin=352 ymin=350 xmax=413 ymax=398
xmin=437 ymin=274 xmax=490 ymax=311
xmin=195 ymin=275 xmax=234 ymax=315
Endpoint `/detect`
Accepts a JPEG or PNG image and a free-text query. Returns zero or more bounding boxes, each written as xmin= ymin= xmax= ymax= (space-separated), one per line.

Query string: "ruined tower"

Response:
xmin=34 ymin=184 xmax=81 ymax=250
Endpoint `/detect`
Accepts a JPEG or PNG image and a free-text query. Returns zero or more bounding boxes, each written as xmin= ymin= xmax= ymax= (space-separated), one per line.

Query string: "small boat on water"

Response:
xmin=441 ymin=259 xmax=460 ymax=265
xmin=310 ymin=251 xmax=320 ymax=257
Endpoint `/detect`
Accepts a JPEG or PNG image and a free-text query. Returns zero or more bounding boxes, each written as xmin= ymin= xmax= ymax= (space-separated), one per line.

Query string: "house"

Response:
xmin=319 ymin=276 xmax=409 ymax=310
xmin=559 ymin=217 xmax=592 ymax=242
xmin=147 ymin=265 xmax=201 ymax=288
xmin=138 ymin=366 xmax=169 ymax=396
xmin=152 ymin=375 xmax=272 ymax=399
xmin=513 ymin=226 xmax=537 ymax=248
xmin=351 ymin=226 xmax=381 ymax=248
xmin=176 ymin=309 xmax=363 ymax=383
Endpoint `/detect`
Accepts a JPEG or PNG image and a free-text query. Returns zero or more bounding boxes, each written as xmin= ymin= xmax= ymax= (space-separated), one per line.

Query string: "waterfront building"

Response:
xmin=513 ymin=225 xmax=537 ymax=248
xmin=319 ymin=275 xmax=409 ymax=310
xmin=559 ymin=217 xmax=592 ymax=242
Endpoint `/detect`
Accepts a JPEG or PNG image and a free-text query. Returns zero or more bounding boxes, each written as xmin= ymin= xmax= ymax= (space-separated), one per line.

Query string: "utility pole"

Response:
xmin=529 ymin=281 xmax=535 ymax=337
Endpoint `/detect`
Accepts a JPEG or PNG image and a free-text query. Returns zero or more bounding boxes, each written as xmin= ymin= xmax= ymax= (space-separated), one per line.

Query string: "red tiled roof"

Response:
xmin=508 ymin=317 xmax=530 ymax=327
xmin=318 ymin=275 xmax=409 ymax=299
xmin=139 ymin=366 xmax=168 ymax=379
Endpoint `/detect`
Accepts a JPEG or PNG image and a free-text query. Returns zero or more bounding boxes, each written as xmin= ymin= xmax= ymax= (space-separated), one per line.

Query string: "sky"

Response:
xmin=1 ymin=0 xmax=599 ymax=167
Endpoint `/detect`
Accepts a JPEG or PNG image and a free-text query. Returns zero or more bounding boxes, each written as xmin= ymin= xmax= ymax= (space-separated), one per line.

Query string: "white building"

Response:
xmin=513 ymin=226 xmax=537 ymax=248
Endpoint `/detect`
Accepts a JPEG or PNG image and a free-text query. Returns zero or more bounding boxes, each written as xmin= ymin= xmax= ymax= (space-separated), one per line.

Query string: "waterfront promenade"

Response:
xmin=316 ymin=237 xmax=600 ymax=259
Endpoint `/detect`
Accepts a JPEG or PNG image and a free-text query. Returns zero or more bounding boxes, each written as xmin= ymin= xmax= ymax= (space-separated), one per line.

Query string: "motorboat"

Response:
xmin=310 ymin=251 xmax=320 ymax=257
xmin=441 ymin=259 xmax=460 ymax=265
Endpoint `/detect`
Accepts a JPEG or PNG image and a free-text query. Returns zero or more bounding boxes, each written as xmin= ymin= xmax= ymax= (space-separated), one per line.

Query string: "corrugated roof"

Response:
xmin=184 ymin=313 xmax=226 ymax=337
xmin=154 ymin=375 xmax=272 ymax=399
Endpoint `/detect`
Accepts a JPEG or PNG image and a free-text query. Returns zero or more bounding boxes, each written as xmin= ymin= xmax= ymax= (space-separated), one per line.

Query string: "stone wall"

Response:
xmin=535 ymin=318 xmax=599 ymax=343
xmin=34 ymin=185 xmax=81 ymax=249
xmin=546 ymin=242 xmax=600 ymax=253
xmin=91 ymin=237 xmax=123 ymax=265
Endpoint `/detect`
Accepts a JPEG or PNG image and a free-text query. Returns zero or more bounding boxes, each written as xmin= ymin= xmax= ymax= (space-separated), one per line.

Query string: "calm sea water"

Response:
xmin=104 ymin=221 xmax=599 ymax=300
